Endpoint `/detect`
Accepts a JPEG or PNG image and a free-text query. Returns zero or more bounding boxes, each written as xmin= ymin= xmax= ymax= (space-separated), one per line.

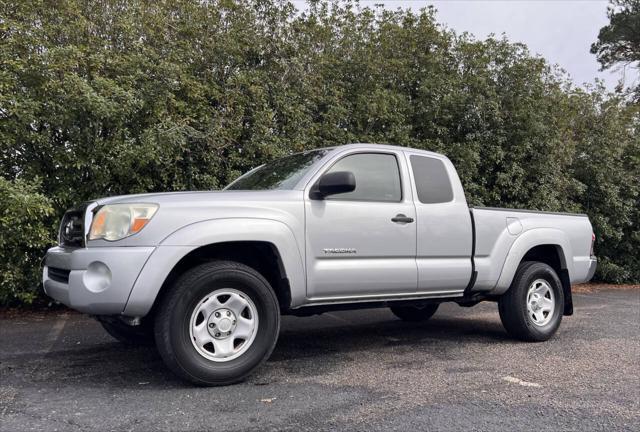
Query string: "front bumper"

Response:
xmin=43 ymin=246 xmax=154 ymax=314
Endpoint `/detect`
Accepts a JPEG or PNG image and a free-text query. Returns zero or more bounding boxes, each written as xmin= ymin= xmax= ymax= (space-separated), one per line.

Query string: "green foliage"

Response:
xmin=591 ymin=0 xmax=640 ymax=99
xmin=0 ymin=178 xmax=54 ymax=305
xmin=0 ymin=0 xmax=638 ymax=306
xmin=569 ymin=95 xmax=639 ymax=283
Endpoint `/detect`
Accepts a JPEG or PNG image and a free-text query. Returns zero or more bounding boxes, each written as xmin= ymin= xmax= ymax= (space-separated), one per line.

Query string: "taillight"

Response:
xmin=590 ymin=232 xmax=596 ymax=257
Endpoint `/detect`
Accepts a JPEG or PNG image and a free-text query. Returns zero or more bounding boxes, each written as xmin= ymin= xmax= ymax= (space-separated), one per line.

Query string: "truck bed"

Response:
xmin=470 ymin=207 xmax=594 ymax=293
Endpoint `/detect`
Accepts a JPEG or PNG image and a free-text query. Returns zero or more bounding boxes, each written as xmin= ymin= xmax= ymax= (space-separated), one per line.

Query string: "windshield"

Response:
xmin=225 ymin=149 xmax=330 ymax=190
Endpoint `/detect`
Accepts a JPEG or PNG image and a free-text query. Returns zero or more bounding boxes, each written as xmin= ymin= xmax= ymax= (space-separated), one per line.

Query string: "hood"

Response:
xmin=93 ymin=189 xmax=303 ymax=206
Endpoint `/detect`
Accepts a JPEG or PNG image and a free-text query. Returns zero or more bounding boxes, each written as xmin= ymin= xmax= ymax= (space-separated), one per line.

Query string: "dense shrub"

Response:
xmin=0 ymin=178 xmax=54 ymax=305
xmin=0 ymin=0 xmax=638 ymax=305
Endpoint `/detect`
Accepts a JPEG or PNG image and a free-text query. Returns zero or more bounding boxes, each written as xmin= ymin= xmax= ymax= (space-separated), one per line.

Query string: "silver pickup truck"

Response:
xmin=43 ymin=143 xmax=597 ymax=385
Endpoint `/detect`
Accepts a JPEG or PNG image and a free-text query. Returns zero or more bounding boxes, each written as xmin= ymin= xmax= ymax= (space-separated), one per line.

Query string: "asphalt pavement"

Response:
xmin=1 ymin=288 xmax=639 ymax=431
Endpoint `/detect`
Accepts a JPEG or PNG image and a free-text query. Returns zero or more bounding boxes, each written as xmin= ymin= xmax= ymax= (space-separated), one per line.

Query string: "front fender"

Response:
xmin=123 ymin=218 xmax=305 ymax=316
xmin=492 ymin=228 xmax=573 ymax=295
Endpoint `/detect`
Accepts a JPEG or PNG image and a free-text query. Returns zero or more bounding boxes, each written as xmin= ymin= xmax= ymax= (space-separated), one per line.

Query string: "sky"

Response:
xmin=292 ymin=0 xmax=638 ymax=91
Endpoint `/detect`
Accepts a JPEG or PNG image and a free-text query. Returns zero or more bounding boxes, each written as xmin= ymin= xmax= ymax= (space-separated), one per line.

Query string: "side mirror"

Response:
xmin=311 ymin=171 xmax=356 ymax=199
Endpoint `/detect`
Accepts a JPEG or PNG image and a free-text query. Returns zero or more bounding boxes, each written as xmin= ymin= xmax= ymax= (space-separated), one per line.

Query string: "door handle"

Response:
xmin=391 ymin=214 xmax=414 ymax=223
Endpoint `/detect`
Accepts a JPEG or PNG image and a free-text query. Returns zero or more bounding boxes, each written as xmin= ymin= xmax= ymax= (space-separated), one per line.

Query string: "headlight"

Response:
xmin=88 ymin=203 xmax=158 ymax=241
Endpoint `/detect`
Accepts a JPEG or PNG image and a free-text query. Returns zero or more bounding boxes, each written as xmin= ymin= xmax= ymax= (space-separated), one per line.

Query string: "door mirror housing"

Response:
xmin=311 ymin=171 xmax=356 ymax=199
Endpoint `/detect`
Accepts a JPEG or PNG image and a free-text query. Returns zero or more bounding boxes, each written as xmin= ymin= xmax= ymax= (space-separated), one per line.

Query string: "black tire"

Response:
xmin=498 ymin=261 xmax=564 ymax=342
xmin=390 ymin=303 xmax=439 ymax=322
xmin=98 ymin=317 xmax=155 ymax=346
xmin=154 ymin=261 xmax=280 ymax=386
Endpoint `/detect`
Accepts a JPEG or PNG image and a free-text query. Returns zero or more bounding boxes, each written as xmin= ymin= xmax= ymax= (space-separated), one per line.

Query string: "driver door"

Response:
xmin=304 ymin=150 xmax=418 ymax=299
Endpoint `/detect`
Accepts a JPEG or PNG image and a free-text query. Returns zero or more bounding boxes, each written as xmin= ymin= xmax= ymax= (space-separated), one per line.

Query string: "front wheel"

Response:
xmin=499 ymin=261 xmax=564 ymax=342
xmin=154 ymin=261 xmax=280 ymax=386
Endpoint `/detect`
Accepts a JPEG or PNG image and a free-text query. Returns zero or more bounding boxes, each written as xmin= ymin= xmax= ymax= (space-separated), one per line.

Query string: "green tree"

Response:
xmin=591 ymin=0 xmax=640 ymax=99
xmin=567 ymin=90 xmax=640 ymax=282
xmin=0 ymin=178 xmax=54 ymax=305
xmin=1 ymin=1 xmax=638 ymax=306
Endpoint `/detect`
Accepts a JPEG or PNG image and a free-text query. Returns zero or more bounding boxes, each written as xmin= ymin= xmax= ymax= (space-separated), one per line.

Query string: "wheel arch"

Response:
xmin=493 ymin=228 xmax=574 ymax=315
xmin=123 ymin=218 xmax=306 ymax=317
xmin=154 ymin=241 xmax=292 ymax=314
xmin=520 ymin=245 xmax=573 ymax=315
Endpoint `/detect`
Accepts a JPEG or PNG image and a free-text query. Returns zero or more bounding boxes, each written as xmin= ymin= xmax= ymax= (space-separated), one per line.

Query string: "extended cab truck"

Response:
xmin=43 ymin=144 xmax=597 ymax=385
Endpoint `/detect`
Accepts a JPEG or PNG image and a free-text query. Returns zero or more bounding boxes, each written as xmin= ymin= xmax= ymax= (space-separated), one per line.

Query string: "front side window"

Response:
xmin=410 ymin=155 xmax=453 ymax=204
xmin=226 ymin=149 xmax=330 ymax=190
xmin=325 ymin=153 xmax=402 ymax=202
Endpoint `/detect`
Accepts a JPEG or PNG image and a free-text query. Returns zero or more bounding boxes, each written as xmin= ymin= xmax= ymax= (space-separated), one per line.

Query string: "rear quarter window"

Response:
xmin=409 ymin=155 xmax=454 ymax=204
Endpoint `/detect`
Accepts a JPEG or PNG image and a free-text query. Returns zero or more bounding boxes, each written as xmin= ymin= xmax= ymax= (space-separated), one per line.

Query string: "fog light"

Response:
xmin=83 ymin=261 xmax=111 ymax=293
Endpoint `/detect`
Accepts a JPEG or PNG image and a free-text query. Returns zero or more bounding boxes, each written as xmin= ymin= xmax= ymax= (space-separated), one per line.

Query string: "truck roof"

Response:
xmin=335 ymin=143 xmax=447 ymax=160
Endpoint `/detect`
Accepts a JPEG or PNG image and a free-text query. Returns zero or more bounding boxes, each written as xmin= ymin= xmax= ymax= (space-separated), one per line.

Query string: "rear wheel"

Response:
xmin=499 ymin=261 xmax=564 ymax=341
xmin=390 ymin=303 xmax=439 ymax=322
xmin=154 ymin=261 xmax=280 ymax=386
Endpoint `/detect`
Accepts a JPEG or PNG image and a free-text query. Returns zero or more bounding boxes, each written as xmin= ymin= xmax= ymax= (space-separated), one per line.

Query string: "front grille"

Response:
xmin=59 ymin=206 xmax=86 ymax=248
xmin=48 ymin=267 xmax=70 ymax=284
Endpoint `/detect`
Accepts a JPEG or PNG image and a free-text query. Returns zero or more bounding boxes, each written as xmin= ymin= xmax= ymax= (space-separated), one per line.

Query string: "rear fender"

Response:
xmin=492 ymin=228 xmax=573 ymax=295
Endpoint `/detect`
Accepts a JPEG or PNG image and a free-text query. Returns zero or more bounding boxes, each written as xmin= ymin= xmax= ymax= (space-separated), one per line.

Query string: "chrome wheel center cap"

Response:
xmin=218 ymin=318 xmax=232 ymax=332
xmin=207 ymin=308 xmax=237 ymax=339
xmin=530 ymin=293 xmax=541 ymax=310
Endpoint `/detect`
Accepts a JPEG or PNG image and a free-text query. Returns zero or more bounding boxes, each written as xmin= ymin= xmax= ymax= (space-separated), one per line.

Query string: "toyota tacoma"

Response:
xmin=43 ymin=144 xmax=597 ymax=385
